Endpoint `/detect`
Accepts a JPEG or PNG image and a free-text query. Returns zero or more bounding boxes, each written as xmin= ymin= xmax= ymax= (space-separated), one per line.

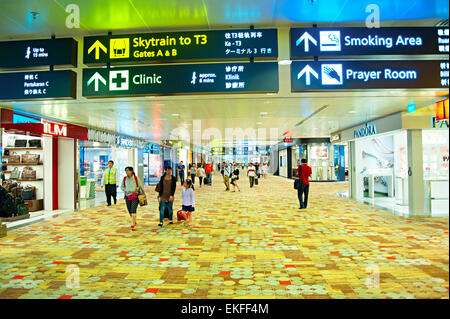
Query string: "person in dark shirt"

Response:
xmin=297 ymin=158 xmax=312 ymax=209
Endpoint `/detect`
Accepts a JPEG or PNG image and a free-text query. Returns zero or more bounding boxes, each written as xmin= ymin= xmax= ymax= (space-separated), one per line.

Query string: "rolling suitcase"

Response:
xmin=254 ymin=177 xmax=259 ymax=185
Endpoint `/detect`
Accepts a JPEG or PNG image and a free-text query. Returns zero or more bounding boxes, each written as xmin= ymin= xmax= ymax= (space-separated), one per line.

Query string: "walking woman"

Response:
xmin=197 ymin=163 xmax=205 ymax=188
xmin=231 ymin=163 xmax=240 ymax=192
xmin=190 ymin=163 xmax=197 ymax=185
xmin=121 ymin=167 xmax=145 ymax=231
xmin=156 ymin=165 xmax=177 ymax=227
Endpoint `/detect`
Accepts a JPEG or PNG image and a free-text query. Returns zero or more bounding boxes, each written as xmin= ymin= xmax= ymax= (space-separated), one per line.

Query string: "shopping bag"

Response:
xmin=177 ymin=209 xmax=185 ymax=221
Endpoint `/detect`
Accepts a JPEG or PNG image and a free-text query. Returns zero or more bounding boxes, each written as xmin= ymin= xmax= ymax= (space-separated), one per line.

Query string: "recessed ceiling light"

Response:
xmin=278 ymin=59 xmax=292 ymax=65
xmin=348 ymin=110 xmax=356 ymax=113
xmin=256 ymin=122 xmax=263 ymax=125
xmin=266 ymin=93 xmax=276 ymax=96
xmin=260 ymin=112 xmax=268 ymax=115
xmin=171 ymin=113 xmax=179 ymax=116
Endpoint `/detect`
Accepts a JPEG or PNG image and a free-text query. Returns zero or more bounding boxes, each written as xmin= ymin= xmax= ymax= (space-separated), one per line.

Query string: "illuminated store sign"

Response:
xmin=84 ymin=29 xmax=278 ymax=64
xmin=290 ymin=27 xmax=449 ymax=57
xmin=42 ymin=120 xmax=67 ymax=137
xmin=83 ymin=62 xmax=278 ymax=97
xmin=354 ymin=123 xmax=378 ymax=139
xmin=0 ymin=38 xmax=78 ymax=68
xmin=0 ymin=70 xmax=77 ymax=100
xmin=291 ymin=60 xmax=448 ymax=91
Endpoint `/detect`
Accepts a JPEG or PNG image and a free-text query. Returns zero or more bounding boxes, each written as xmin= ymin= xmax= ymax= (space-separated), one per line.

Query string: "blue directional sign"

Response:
xmin=290 ymin=27 xmax=449 ymax=58
xmin=0 ymin=70 xmax=77 ymax=100
xmin=291 ymin=60 xmax=449 ymax=90
xmin=0 ymin=38 xmax=78 ymax=68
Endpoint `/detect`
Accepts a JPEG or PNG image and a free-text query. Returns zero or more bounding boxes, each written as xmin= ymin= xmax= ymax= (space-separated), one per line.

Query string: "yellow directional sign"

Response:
xmin=88 ymin=40 xmax=107 ymax=60
xmin=110 ymin=38 xmax=129 ymax=59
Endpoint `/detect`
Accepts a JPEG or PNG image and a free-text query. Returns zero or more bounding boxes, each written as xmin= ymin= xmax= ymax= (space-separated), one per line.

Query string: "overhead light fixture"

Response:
xmin=256 ymin=122 xmax=263 ymax=125
xmin=266 ymin=93 xmax=276 ymax=96
xmin=278 ymin=60 xmax=292 ymax=65
xmin=348 ymin=110 xmax=356 ymax=113
xmin=260 ymin=112 xmax=268 ymax=115
xmin=171 ymin=113 xmax=179 ymax=116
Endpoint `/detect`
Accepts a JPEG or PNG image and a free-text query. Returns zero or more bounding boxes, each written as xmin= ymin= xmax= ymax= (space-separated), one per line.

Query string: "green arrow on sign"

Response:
xmin=87 ymin=72 xmax=107 ymax=91
xmin=87 ymin=40 xmax=107 ymax=60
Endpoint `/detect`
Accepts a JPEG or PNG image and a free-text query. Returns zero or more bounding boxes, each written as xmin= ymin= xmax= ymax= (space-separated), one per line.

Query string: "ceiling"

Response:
xmin=0 ymin=0 xmax=448 ymax=146
xmin=0 ymin=0 xmax=448 ymax=38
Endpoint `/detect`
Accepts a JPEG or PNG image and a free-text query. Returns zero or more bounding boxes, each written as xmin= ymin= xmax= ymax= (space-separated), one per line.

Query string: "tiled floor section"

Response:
xmin=0 ymin=174 xmax=448 ymax=299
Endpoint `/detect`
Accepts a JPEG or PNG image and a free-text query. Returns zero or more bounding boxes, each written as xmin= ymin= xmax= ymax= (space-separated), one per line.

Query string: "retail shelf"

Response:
xmin=9 ymin=178 xmax=43 ymax=182
xmin=4 ymin=147 xmax=43 ymax=151
xmin=6 ymin=163 xmax=43 ymax=166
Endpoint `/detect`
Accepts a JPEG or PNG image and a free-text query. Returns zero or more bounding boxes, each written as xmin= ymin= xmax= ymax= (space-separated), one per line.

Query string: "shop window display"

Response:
xmin=1 ymin=131 xmax=44 ymax=217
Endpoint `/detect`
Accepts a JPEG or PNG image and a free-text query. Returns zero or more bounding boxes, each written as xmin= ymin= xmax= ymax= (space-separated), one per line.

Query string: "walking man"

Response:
xmin=247 ymin=163 xmax=256 ymax=188
xmin=205 ymin=161 xmax=213 ymax=186
xmin=223 ymin=162 xmax=232 ymax=191
xmin=101 ymin=160 xmax=118 ymax=206
xmin=177 ymin=161 xmax=186 ymax=186
xmin=297 ymin=158 xmax=312 ymax=209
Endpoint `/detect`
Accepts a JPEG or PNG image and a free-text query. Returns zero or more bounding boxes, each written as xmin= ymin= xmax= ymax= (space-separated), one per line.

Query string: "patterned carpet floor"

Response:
xmin=0 ymin=174 xmax=448 ymax=299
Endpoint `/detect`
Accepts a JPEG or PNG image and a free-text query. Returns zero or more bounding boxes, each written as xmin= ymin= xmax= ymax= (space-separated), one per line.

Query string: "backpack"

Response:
xmin=0 ymin=186 xmax=15 ymax=217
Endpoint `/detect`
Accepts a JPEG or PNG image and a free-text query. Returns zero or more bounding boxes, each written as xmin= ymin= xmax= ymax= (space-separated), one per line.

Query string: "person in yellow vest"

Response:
xmin=101 ymin=160 xmax=119 ymax=206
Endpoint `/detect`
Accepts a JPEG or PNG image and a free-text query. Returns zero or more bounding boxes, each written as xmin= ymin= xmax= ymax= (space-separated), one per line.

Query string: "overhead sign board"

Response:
xmin=84 ymin=29 xmax=278 ymax=64
xmin=0 ymin=38 xmax=78 ymax=68
xmin=290 ymin=27 xmax=449 ymax=58
xmin=83 ymin=62 xmax=278 ymax=97
xmin=0 ymin=70 xmax=77 ymax=100
xmin=291 ymin=60 xmax=449 ymax=91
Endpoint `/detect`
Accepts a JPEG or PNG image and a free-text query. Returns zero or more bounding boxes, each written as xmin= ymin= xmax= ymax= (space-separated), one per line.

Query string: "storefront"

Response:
xmin=330 ymin=134 xmax=349 ymax=182
xmin=1 ymin=108 xmax=87 ymax=221
xmin=277 ymin=138 xmax=332 ymax=181
xmin=336 ymin=109 xmax=449 ymax=217
xmin=142 ymin=142 xmax=163 ymax=185
xmin=79 ymin=128 xmax=146 ymax=207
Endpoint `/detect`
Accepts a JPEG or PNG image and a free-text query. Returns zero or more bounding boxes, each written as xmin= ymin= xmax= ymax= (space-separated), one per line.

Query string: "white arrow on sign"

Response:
xmin=297 ymin=65 xmax=319 ymax=85
xmin=87 ymin=72 xmax=107 ymax=92
xmin=296 ymin=32 xmax=317 ymax=52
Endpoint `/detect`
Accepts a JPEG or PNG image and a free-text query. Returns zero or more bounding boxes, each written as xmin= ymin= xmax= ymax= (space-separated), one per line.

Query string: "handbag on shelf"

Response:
xmin=8 ymin=152 xmax=20 ymax=164
xmin=22 ymin=188 xmax=34 ymax=200
xmin=21 ymin=152 xmax=40 ymax=164
xmin=24 ymin=185 xmax=36 ymax=199
xmin=4 ymin=149 xmax=10 ymax=156
xmin=10 ymin=167 xmax=21 ymax=179
xmin=3 ymin=180 xmax=17 ymax=193
xmin=14 ymin=139 xmax=27 ymax=147
xmin=10 ymin=183 xmax=22 ymax=198
xmin=28 ymin=139 xmax=42 ymax=148
xmin=21 ymin=167 xmax=36 ymax=180
xmin=7 ymin=136 xmax=16 ymax=147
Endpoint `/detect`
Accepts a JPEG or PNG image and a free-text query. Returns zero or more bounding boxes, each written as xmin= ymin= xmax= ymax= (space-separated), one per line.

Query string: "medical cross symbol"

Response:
xmin=109 ymin=70 xmax=129 ymax=91
xmin=112 ymin=73 xmax=127 ymax=88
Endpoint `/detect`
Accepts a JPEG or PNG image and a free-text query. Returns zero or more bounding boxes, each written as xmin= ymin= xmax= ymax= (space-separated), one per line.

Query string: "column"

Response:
xmin=348 ymin=141 xmax=357 ymax=200
xmin=407 ymin=129 xmax=429 ymax=217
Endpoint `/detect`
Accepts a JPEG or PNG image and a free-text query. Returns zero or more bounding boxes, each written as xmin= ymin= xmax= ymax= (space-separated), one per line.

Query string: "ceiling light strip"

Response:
xmin=295 ymin=104 xmax=329 ymax=127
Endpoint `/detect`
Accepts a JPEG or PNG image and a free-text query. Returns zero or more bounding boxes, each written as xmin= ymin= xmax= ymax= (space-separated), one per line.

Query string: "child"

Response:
xmin=181 ymin=179 xmax=195 ymax=226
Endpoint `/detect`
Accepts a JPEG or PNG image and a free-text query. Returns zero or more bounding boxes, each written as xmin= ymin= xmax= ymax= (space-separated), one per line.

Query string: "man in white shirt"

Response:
xmin=247 ymin=163 xmax=257 ymax=188
xmin=101 ymin=160 xmax=119 ymax=206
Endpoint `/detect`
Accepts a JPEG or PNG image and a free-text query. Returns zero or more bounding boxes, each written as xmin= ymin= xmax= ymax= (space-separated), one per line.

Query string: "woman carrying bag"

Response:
xmin=121 ymin=167 xmax=146 ymax=231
